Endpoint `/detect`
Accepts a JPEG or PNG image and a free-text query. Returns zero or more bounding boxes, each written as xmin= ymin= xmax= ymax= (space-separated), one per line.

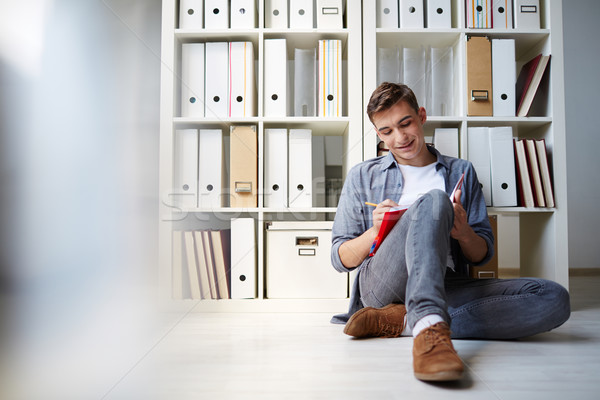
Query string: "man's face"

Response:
xmin=372 ymin=100 xmax=430 ymax=166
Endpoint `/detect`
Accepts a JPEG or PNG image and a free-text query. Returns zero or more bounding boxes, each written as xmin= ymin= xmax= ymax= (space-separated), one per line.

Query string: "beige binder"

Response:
xmin=229 ymin=125 xmax=258 ymax=208
xmin=466 ymin=36 xmax=493 ymax=116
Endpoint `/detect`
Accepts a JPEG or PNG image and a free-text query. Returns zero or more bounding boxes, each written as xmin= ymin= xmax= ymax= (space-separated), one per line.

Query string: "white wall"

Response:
xmin=563 ymin=0 xmax=600 ymax=269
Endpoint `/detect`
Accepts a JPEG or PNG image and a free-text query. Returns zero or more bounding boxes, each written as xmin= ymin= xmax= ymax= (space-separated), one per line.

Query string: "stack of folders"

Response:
xmin=377 ymin=0 xmax=452 ymax=28
xmin=179 ymin=0 xmax=257 ymax=29
xmin=265 ymin=0 xmax=343 ymax=29
xmin=172 ymin=229 xmax=232 ymax=300
xmin=173 ymin=128 xmax=226 ymax=210
xmin=465 ymin=0 xmax=541 ymax=29
xmin=466 ymin=36 xmax=525 ymax=117
xmin=173 ymin=126 xmax=258 ymax=210
xmin=264 ymin=129 xmax=313 ymax=208
xmin=513 ymin=138 xmax=554 ymax=208
xmin=377 ymin=45 xmax=454 ymax=116
xmin=180 ymin=41 xmax=256 ymax=118
xmin=466 ymin=126 xmax=518 ymax=207
xmin=264 ymin=38 xmax=343 ymax=117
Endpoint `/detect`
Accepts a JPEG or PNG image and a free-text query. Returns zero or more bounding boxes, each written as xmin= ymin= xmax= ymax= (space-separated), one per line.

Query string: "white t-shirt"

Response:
xmin=397 ymin=162 xmax=445 ymax=206
xmin=397 ymin=162 xmax=455 ymax=270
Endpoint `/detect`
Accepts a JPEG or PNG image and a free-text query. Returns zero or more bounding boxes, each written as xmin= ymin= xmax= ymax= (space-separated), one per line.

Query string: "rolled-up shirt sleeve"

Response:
xmin=331 ymin=166 xmax=369 ymax=273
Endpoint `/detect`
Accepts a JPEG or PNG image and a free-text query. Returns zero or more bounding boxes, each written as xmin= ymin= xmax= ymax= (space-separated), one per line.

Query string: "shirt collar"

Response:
xmin=380 ymin=145 xmax=450 ymax=171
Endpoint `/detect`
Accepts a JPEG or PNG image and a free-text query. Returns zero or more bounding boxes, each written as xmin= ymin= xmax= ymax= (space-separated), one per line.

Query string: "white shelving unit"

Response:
xmin=362 ymin=0 xmax=568 ymax=288
xmin=158 ymin=0 xmax=363 ymax=310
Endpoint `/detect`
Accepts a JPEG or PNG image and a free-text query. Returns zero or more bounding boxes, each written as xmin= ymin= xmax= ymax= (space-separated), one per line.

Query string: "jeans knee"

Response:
xmin=416 ymin=189 xmax=453 ymax=222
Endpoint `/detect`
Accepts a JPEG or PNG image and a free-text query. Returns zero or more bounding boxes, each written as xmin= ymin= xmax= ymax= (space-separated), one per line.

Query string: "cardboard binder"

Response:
xmin=174 ymin=129 xmax=198 ymax=209
xmin=230 ymin=0 xmax=256 ymax=28
xmin=264 ymin=129 xmax=288 ymax=208
xmin=492 ymin=39 xmax=516 ymax=117
xmin=466 ymin=0 xmax=492 ymax=28
xmin=288 ymin=129 xmax=312 ymax=208
xmin=230 ymin=218 xmax=257 ymax=299
xmin=229 ymin=125 xmax=258 ymax=207
xmin=228 ymin=41 xmax=256 ymax=117
xmin=204 ymin=0 xmax=229 ymax=29
xmin=469 ymin=215 xmax=498 ymax=279
xmin=467 ymin=127 xmax=492 ymax=206
xmin=179 ymin=0 xmax=203 ymax=29
xmin=466 ymin=36 xmax=493 ymax=116
xmin=318 ymin=39 xmax=343 ymax=117
xmin=265 ymin=0 xmax=288 ymax=28
xmin=426 ymin=0 xmax=451 ymax=28
xmin=198 ymin=129 xmax=224 ymax=209
xmin=264 ymin=39 xmax=288 ymax=117
xmin=492 ymin=0 xmax=513 ymax=29
xmin=205 ymin=42 xmax=229 ymax=118
xmin=377 ymin=0 xmax=399 ymax=28
xmin=290 ymin=0 xmax=314 ymax=28
xmin=181 ymin=43 xmax=205 ymax=118
xmin=489 ymin=126 xmax=517 ymax=207
xmin=316 ymin=0 xmax=343 ymax=29
xmin=513 ymin=0 xmax=540 ymax=29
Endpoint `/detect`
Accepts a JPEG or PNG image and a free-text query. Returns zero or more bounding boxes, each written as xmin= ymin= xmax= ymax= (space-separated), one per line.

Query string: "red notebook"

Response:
xmin=368 ymin=173 xmax=465 ymax=257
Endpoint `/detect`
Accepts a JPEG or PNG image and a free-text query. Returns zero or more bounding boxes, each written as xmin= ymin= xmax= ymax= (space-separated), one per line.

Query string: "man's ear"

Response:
xmin=418 ymin=107 xmax=427 ymax=124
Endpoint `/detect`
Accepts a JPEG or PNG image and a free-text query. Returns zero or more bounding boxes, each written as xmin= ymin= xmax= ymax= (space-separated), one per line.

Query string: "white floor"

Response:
xmin=105 ymin=275 xmax=600 ymax=400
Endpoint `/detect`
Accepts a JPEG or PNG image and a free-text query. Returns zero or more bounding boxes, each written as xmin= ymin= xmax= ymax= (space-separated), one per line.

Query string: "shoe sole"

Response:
xmin=414 ymin=370 xmax=463 ymax=382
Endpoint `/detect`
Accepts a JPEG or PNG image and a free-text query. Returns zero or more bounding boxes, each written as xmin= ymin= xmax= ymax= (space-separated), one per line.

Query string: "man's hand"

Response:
xmin=450 ymin=189 xmax=488 ymax=263
xmin=372 ymin=199 xmax=399 ymax=232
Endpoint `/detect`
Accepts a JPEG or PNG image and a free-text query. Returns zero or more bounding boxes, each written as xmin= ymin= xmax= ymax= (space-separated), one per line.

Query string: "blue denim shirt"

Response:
xmin=330 ymin=146 xmax=494 ymax=324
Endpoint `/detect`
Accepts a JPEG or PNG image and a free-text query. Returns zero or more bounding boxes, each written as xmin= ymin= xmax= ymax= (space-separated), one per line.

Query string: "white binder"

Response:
xmin=181 ymin=43 xmax=205 ymax=118
xmin=403 ymin=46 xmax=427 ymax=110
xmin=230 ymin=218 xmax=257 ymax=299
xmin=467 ymin=127 xmax=492 ymax=206
xmin=205 ymin=42 xmax=228 ymax=118
xmin=174 ymin=129 xmax=198 ymax=209
xmin=426 ymin=0 xmax=451 ymax=28
xmin=228 ymin=41 xmax=256 ymax=117
xmin=492 ymin=39 xmax=516 ymax=117
xmin=265 ymin=0 xmax=288 ymax=28
xmin=399 ymin=0 xmax=424 ymax=28
xmin=264 ymin=129 xmax=288 ymax=208
xmin=179 ymin=0 xmax=203 ymax=29
xmin=263 ymin=39 xmax=288 ymax=117
xmin=377 ymin=0 xmax=399 ymax=28
xmin=492 ymin=0 xmax=513 ymax=29
xmin=513 ymin=0 xmax=540 ymax=29
xmin=466 ymin=0 xmax=492 ymax=28
xmin=429 ymin=46 xmax=453 ymax=116
xmin=204 ymin=0 xmax=229 ymax=29
xmin=290 ymin=0 xmax=314 ymax=29
xmin=318 ymin=39 xmax=343 ymax=117
xmin=230 ymin=0 xmax=256 ymax=28
xmin=489 ymin=126 xmax=517 ymax=207
xmin=316 ymin=0 xmax=343 ymax=29
xmin=288 ymin=129 xmax=312 ymax=208
xmin=198 ymin=129 xmax=224 ymax=209
xmin=433 ymin=128 xmax=459 ymax=158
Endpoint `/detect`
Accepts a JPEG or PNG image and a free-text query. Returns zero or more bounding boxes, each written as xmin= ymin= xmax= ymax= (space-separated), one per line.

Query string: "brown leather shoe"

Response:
xmin=412 ymin=322 xmax=463 ymax=381
xmin=343 ymin=303 xmax=406 ymax=338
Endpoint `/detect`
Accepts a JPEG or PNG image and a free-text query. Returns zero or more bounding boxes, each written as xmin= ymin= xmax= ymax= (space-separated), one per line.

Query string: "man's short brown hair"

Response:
xmin=367 ymin=82 xmax=420 ymax=124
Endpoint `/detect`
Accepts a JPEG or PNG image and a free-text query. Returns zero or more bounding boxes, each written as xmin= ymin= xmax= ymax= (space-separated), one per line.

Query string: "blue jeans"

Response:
xmin=359 ymin=189 xmax=570 ymax=339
